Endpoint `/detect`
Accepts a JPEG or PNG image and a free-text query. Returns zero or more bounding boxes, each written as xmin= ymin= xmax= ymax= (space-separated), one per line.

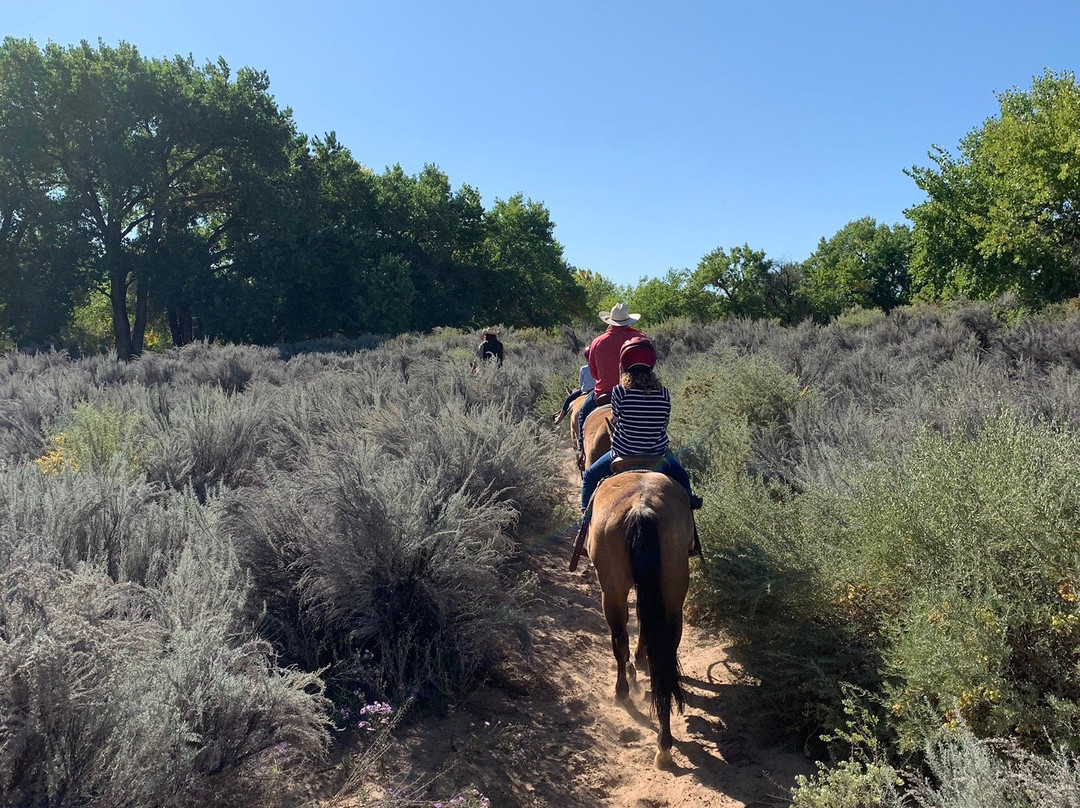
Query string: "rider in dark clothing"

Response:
xmin=476 ymin=329 xmax=504 ymax=366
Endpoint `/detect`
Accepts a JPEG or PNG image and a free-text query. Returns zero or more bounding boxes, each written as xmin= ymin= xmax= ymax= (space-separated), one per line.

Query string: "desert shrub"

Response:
xmin=668 ymin=348 xmax=803 ymax=483
xmin=862 ymin=418 xmax=1080 ymax=754
xmin=833 ymin=305 xmax=888 ymax=330
xmin=695 ymin=414 xmax=1080 ymax=756
xmin=905 ymin=724 xmax=1080 ymax=808
xmin=224 ymin=437 xmax=529 ymax=701
xmin=36 ymin=399 xmax=145 ymax=476
xmin=0 ymin=461 xmax=219 ymax=588
xmin=677 ymin=300 xmax=1080 ymax=758
xmin=686 ymin=471 xmax=887 ymax=738
xmin=0 ymin=539 xmax=329 ymax=807
xmin=142 ymin=385 xmax=271 ymax=500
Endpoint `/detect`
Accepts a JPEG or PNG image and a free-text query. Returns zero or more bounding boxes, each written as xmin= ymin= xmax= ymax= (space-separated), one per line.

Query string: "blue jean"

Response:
xmin=581 ymin=450 xmax=694 ymax=511
xmin=576 ymin=390 xmax=597 ymax=446
xmin=560 ymin=388 xmax=587 ymax=414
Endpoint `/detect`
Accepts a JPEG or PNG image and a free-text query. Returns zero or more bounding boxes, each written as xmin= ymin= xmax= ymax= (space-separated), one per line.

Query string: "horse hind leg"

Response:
xmin=634 ymin=625 xmax=649 ymax=676
xmin=602 ymin=593 xmax=631 ymax=703
xmin=654 ymin=713 xmax=675 ymax=768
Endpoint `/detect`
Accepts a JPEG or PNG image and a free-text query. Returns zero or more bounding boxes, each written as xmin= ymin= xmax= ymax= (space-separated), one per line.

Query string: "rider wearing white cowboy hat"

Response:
xmin=576 ymin=303 xmax=645 ymax=449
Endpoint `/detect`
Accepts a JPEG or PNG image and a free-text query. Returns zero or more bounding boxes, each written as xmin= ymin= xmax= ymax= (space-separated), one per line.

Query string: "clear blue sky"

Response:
xmin=7 ymin=0 xmax=1079 ymax=286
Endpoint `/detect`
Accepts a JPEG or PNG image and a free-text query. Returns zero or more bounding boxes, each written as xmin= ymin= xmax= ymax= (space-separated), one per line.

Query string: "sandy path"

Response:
xmin=366 ymin=458 xmax=814 ymax=807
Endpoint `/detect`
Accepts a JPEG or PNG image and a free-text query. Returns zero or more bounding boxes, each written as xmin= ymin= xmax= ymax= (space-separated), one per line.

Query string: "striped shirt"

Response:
xmin=610 ymin=384 xmax=670 ymax=457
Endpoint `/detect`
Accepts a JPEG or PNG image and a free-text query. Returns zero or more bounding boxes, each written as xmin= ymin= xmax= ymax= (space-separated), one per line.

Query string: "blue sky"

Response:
xmin=7 ymin=1 xmax=1079 ymax=286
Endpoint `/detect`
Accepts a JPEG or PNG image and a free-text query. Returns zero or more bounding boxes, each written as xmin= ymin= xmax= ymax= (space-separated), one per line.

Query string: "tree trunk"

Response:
xmin=106 ymin=219 xmax=134 ymax=360
xmin=168 ymin=307 xmax=194 ymax=346
xmin=131 ymin=275 xmax=147 ymax=356
xmin=110 ymin=267 xmax=133 ymax=360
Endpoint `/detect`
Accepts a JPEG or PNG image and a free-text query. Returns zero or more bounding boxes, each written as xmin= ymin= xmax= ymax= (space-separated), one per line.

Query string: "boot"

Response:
xmin=569 ymin=511 xmax=591 ymax=572
xmin=689 ymin=493 xmax=703 ymax=510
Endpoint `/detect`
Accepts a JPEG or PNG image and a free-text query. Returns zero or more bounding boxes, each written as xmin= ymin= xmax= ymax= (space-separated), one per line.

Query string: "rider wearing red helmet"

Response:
xmin=580 ymin=336 xmax=703 ymax=548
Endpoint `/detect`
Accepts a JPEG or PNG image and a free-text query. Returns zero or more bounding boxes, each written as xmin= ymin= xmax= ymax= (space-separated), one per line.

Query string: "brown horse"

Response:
xmin=580 ymin=405 xmax=614 ymax=470
xmin=567 ymin=393 xmax=589 ymax=453
xmin=587 ymin=469 xmax=692 ymax=768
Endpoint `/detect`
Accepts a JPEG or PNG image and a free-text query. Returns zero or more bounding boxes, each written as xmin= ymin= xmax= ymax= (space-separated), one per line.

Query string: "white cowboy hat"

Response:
xmin=599 ymin=303 xmax=641 ymax=327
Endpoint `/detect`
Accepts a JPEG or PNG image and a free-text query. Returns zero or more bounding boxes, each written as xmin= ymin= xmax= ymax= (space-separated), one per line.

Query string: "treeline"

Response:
xmin=0 ymin=38 xmax=585 ymax=358
xmin=3 ymin=39 xmax=1079 ymax=359
xmin=582 ymin=69 xmax=1080 ymax=327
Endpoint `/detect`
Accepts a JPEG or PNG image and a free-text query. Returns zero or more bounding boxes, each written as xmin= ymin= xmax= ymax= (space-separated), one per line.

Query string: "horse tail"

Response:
xmin=627 ymin=511 xmax=685 ymax=718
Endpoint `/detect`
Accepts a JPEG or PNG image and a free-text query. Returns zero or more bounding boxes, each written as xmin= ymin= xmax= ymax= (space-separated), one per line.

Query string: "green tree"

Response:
xmin=481 ymin=194 xmax=584 ymax=327
xmin=0 ymin=133 xmax=90 ymax=345
xmin=690 ymin=244 xmax=774 ymax=319
xmin=0 ymin=38 xmax=296 ymax=357
xmin=573 ymin=268 xmax=627 ymax=319
xmin=801 ymin=218 xmax=912 ymax=320
xmin=626 ymin=267 xmax=719 ymax=323
xmin=372 ymin=164 xmax=487 ymax=330
xmin=907 ymin=70 xmax=1080 ymax=306
xmin=764 ymin=261 xmax=810 ymax=325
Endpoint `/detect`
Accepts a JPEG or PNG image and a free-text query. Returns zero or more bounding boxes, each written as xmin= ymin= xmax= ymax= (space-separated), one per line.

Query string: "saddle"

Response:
xmin=610 ymin=454 xmax=665 ymax=474
xmin=570 ymin=454 xmax=703 ymax=570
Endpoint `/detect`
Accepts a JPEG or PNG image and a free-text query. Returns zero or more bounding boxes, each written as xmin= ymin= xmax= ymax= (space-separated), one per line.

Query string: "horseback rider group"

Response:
xmin=570 ymin=304 xmax=703 ymax=566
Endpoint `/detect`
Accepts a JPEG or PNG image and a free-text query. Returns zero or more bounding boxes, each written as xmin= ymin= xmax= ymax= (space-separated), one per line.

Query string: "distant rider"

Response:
xmin=475 ymin=327 xmax=504 ymax=367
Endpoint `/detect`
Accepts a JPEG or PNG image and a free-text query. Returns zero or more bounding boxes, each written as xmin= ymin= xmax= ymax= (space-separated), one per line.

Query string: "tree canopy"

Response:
xmin=906 ymin=70 xmax=1080 ymax=307
xmin=801 ymin=217 xmax=912 ymax=320
xmin=0 ymin=38 xmax=582 ymax=354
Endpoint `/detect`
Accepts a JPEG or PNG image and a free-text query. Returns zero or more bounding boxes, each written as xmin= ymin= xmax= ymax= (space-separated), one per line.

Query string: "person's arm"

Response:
xmin=588 ymin=337 xmax=601 ymax=382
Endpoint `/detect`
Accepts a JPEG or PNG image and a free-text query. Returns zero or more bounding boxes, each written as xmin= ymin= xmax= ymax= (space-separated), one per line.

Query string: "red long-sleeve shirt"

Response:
xmin=588 ymin=325 xmax=646 ymax=396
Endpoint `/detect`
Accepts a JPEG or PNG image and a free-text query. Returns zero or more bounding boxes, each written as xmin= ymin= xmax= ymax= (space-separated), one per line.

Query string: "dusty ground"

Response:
xmin=318 ymin=458 xmax=815 ymax=807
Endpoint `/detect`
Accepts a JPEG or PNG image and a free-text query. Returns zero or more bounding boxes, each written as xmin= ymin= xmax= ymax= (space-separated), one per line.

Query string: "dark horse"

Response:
xmin=587 ymin=467 xmax=692 ymax=768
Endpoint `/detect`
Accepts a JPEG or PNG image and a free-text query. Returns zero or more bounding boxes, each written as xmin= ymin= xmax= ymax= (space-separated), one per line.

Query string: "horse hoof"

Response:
xmin=614 ymin=688 xmax=630 ymax=704
xmin=654 ymin=748 xmax=674 ymax=769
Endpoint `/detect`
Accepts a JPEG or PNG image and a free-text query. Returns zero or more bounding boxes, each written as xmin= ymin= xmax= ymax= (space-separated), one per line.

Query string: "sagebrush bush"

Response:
xmin=907 ymin=724 xmax=1080 ymax=808
xmin=225 ymin=434 xmax=531 ymax=701
xmin=673 ymin=304 xmax=1080 ymax=759
xmin=0 ymin=327 xmax=575 ymax=802
xmin=0 ymin=547 xmax=329 ymax=807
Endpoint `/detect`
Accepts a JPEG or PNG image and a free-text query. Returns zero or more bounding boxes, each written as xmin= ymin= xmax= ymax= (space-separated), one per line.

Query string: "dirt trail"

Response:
xmin=369 ymin=457 xmax=815 ymax=808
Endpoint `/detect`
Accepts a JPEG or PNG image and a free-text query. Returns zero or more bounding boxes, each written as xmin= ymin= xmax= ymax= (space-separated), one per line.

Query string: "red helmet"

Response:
xmin=620 ymin=336 xmax=656 ymax=371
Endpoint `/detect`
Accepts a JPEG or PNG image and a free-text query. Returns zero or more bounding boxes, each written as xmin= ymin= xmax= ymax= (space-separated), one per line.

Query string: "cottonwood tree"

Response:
xmin=0 ymin=126 xmax=90 ymax=344
xmin=690 ymin=243 xmax=775 ymax=319
xmin=907 ymin=70 xmax=1080 ymax=306
xmin=801 ymin=218 xmax=912 ymax=320
xmin=0 ymin=38 xmax=296 ymax=357
xmin=481 ymin=194 xmax=584 ymax=327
